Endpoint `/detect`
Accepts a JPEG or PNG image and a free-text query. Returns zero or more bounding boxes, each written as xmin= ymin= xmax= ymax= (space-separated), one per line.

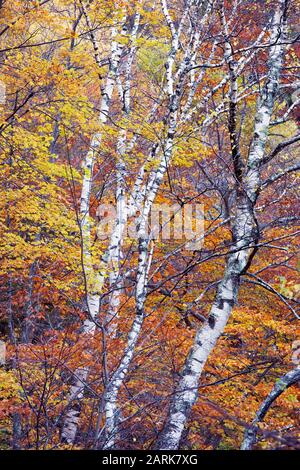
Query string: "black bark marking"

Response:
xmin=208 ymin=315 xmax=215 ymax=329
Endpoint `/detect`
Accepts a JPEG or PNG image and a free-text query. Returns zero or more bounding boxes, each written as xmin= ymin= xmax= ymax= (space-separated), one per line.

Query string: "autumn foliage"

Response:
xmin=0 ymin=0 xmax=299 ymax=451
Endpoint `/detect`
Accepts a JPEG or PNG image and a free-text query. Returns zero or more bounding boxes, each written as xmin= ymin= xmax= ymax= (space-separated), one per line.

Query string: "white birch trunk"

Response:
xmin=241 ymin=366 xmax=300 ymax=450
xmin=61 ymin=18 xmax=127 ymax=444
xmin=101 ymin=0 xmax=203 ymax=448
xmin=106 ymin=13 xmax=140 ymax=333
xmin=156 ymin=2 xmax=287 ymax=450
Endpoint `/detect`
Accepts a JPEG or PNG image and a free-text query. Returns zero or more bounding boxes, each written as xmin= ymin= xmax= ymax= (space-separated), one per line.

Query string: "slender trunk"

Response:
xmin=102 ymin=314 xmax=144 ymax=448
xmin=106 ymin=13 xmax=140 ymax=333
xmin=102 ymin=178 xmax=156 ymax=449
xmin=61 ymin=19 xmax=126 ymax=444
xmin=156 ymin=2 xmax=287 ymax=450
xmin=156 ymin=194 xmax=258 ymax=449
xmin=241 ymin=366 xmax=300 ymax=450
xmin=106 ymin=144 xmax=127 ymax=333
xmin=101 ymin=1 xmax=212 ymax=448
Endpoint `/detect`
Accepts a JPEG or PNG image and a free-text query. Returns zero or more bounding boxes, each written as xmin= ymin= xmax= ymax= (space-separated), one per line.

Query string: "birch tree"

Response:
xmin=61 ymin=3 xmax=128 ymax=443
xmin=156 ymin=0 xmax=298 ymax=450
xmin=241 ymin=365 xmax=300 ymax=450
xmin=100 ymin=0 xmax=217 ymax=449
xmin=1 ymin=0 xmax=299 ymax=451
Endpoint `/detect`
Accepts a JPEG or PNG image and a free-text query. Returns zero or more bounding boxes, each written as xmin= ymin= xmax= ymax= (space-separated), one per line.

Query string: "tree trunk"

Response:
xmin=241 ymin=366 xmax=300 ymax=450
xmin=156 ymin=1 xmax=287 ymax=450
xmin=61 ymin=18 xmax=126 ymax=444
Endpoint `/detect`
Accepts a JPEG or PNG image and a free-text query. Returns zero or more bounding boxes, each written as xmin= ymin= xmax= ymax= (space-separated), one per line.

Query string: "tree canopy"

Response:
xmin=0 ymin=0 xmax=299 ymax=451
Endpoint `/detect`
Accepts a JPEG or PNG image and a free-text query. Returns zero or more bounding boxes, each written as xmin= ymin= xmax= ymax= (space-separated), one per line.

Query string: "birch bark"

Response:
xmin=61 ymin=14 xmax=127 ymax=444
xmin=241 ymin=366 xmax=300 ymax=450
xmin=156 ymin=0 xmax=288 ymax=450
xmin=106 ymin=13 xmax=140 ymax=333
xmin=100 ymin=0 xmax=212 ymax=449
